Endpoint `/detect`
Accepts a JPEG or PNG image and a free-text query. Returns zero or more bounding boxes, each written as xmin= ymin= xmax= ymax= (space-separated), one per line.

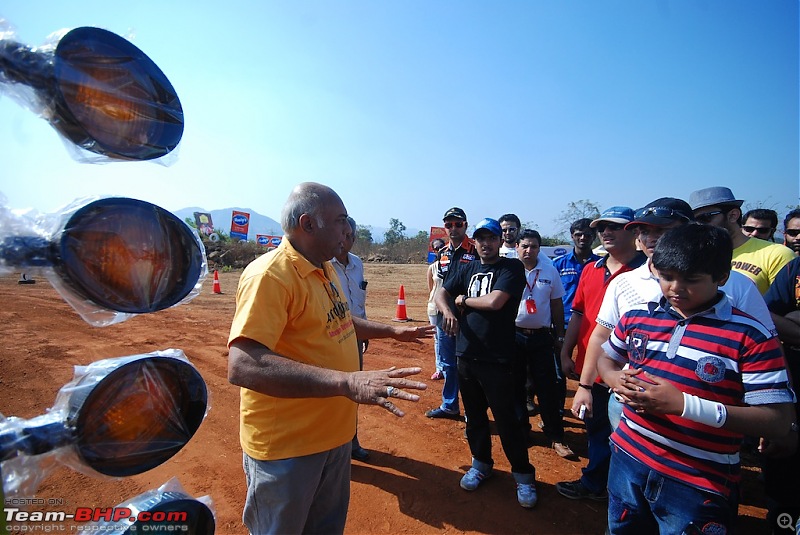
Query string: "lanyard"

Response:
xmin=525 ymin=269 xmax=539 ymax=296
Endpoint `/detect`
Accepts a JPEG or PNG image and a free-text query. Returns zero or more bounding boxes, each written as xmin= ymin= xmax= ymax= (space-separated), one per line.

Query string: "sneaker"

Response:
xmin=516 ymin=482 xmax=538 ymax=508
xmin=555 ymin=479 xmax=608 ymax=501
xmin=425 ymin=407 xmax=461 ymax=420
xmin=460 ymin=467 xmax=492 ymax=491
xmin=351 ymin=446 xmax=370 ymax=462
xmin=430 ymin=370 xmax=443 ymax=380
xmin=552 ymin=442 xmax=576 ymax=459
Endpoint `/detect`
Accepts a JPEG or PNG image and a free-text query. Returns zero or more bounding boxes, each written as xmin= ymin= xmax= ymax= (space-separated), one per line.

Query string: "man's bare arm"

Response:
xmin=228 ymin=338 xmax=426 ymax=416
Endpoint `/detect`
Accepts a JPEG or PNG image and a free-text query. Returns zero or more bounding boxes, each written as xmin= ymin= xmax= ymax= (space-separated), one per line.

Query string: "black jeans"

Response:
xmin=514 ymin=329 xmax=565 ymax=442
xmin=458 ymin=357 xmax=534 ymax=475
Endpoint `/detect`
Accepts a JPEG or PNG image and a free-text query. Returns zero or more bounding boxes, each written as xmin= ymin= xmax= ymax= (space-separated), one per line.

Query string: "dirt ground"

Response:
xmin=0 ymin=264 xmax=772 ymax=534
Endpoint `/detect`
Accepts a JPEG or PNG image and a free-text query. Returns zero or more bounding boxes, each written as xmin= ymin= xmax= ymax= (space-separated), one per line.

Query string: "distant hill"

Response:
xmin=172 ymin=207 xmax=283 ymax=240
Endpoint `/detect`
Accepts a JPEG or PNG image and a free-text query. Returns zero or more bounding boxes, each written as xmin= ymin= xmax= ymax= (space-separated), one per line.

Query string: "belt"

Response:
xmin=516 ymin=327 xmax=550 ymax=336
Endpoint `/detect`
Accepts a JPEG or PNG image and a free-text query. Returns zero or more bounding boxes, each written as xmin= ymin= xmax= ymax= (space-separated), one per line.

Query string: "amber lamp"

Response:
xmin=0 ymin=197 xmax=205 ymax=314
xmin=0 ymin=356 xmax=207 ymax=476
xmin=0 ymin=26 xmax=183 ymax=160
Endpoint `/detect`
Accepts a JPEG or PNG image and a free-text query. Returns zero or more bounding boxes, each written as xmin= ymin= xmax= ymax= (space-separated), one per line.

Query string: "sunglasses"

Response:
xmin=785 ymin=229 xmax=800 ymax=237
xmin=694 ymin=210 xmax=724 ymax=224
xmin=596 ymin=222 xmax=624 ymax=233
xmin=742 ymin=225 xmax=774 ymax=235
xmin=634 ymin=206 xmax=690 ymax=221
xmin=444 ymin=221 xmax=465 ymax=229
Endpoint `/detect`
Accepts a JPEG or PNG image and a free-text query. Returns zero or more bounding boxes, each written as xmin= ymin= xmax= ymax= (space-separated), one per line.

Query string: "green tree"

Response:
xmin=355 ymin=225 xmax=374 ymax=244
xmin=352 ymin=225 xmax=374 ymax=258
xmin=553 ymin=200 xmax=601 ymax=240
xmin=383 ymin=218 xmax=407 ymax=246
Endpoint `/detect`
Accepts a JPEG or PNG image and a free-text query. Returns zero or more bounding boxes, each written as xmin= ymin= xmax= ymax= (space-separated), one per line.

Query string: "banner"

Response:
xmin=427 ymin=226 xmax=448 ymax=263
xmin=230 ymin=210 xmax=250 ymax=241
xmin=193 ymin=212 xmax=214 ymax=236
xmin=256 ymin=234 xmax=283 ymax=251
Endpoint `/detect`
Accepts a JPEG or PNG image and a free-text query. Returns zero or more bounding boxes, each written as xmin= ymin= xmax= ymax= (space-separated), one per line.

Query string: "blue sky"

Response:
xmin=1 ymin=1 xmax=797 ymax=238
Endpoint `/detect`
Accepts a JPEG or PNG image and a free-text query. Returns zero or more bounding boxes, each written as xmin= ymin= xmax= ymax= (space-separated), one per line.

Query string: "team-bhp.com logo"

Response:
xmin=5 ymin=506 xmax=189 ymax=531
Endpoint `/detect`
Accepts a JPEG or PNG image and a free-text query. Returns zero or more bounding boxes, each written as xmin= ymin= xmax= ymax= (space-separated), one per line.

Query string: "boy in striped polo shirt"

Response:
xmin=597 ymin=224 xmax=796 ymax=534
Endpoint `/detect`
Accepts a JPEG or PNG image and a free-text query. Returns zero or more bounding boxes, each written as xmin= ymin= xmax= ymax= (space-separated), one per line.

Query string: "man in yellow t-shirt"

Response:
xmin=228 ymin=182 xmax=431 ymax=535
xmin=690 ymin=186 xmax=795 ymax=295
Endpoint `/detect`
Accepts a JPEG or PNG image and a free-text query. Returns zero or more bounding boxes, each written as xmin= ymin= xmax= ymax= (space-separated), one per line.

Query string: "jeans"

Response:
xmin=607 ymin=444 xmax=736 ymax=534
xmin=458 ymin=357 xmax=534 ymax=475
xmin=514 ymin=329 xmax=565 ymax=441
xmin=436 ymin=316 xmax=459 ymax=413
xmin=580 ymin=383 xmax=612 ymax=494
xmin=242 ymin=444 xmax=351 ymax=534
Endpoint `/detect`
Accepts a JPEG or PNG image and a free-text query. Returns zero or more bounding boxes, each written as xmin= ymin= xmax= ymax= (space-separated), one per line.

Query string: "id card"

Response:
xmin=525 ymin=297 xmax=537 ymax=314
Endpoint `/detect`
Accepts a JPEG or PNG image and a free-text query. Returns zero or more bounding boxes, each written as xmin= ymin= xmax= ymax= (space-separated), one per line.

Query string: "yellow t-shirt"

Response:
xmin=228 ymin=239 xmax=359 ymax=460
xmin=732 ymin=238 xmax=795 ymax=295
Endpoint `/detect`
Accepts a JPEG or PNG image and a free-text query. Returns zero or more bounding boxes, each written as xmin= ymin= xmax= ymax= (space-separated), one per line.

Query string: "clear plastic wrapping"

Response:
xmin=0 ymin=349 xmax=209 ymax=499
xmin=0 ymin=194 xmax=208 ymax=326
xmin=89 ymin=478 xmax=215 ymax=534
xmin=0 ymin=20 xmax=184 ymax=163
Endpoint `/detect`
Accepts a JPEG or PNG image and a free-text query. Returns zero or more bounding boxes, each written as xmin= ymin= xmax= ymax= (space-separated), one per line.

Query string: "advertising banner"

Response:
xmin=230 ymin=211 xmax=250 ymax=241
xmin=193 ymin=212 xmax=214 ymax=236
xmin=256 ymin=234 xmax=283 ymax=251
xmin=427 ymin=226 xmax=448 ymax=263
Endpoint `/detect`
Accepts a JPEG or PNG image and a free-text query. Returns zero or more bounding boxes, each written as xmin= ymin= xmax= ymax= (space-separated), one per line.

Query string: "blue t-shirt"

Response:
xmin=552 ymin=249 xmax=601 ymax=325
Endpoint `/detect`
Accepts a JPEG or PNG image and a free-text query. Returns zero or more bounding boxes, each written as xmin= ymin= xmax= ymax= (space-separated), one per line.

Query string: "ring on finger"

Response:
xmin=386 ymin=386 xmax=395 ymax=398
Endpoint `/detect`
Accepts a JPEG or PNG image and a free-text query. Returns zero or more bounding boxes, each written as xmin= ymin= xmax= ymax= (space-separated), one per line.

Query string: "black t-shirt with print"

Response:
xmin=444 ymin=257 xmax=525 ymax=362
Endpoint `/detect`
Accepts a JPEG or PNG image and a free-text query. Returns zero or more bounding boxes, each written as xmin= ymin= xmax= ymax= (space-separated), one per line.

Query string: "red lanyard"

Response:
xmin=525 ymin=270 xmax=539 ymax=296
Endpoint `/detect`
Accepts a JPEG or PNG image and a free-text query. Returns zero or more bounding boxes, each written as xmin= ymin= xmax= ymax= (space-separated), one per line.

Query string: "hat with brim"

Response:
xmin=589 ymin=206 xmax=635 ymax=228
xmin=688 ymin=187 xmax=744 ymax=211
xmin=625 ymin=197 xmax=694 ymax=230
xmin=472 ymin=218 xmax=501 ymax=238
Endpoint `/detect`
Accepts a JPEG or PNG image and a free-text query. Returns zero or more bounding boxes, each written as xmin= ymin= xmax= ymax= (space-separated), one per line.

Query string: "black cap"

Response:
xmin=626 ymin=197 xmax=694 ymax=229
xmin=443 ymin=207 xmax=467 ymax=220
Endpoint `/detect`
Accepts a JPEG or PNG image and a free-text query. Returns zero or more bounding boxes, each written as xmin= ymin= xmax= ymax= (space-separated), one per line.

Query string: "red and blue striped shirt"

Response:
xmin=603 ymin=293 xmax=794 ymax=498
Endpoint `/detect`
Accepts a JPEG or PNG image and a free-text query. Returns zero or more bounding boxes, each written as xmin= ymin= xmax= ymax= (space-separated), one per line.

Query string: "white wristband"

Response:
xmin=681 ymin=392 xmax=727 ymax=428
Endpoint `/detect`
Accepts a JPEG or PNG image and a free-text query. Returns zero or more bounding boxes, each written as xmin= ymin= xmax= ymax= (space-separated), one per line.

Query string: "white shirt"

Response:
xmin=427 ymin=261 xmax=444 ymax=317
xmin=330 ymin=253 xmax=367 ymax=320
xmin=596 ymin=259 xmax=775 ymax=332
xmin=515 ymin=261 xmax=565 ymax=329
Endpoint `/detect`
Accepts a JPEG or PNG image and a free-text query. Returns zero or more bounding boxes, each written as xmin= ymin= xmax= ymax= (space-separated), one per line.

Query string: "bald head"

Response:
xmin=281 ymin=182 xmax=342 ymax=234
xmin=280 ymin=182 xmax=350 ymax=267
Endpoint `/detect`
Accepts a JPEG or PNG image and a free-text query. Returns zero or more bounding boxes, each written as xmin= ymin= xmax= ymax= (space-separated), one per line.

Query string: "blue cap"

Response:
xmin=590 ymin=206 xmax=635 ymax=228
xmin=472 ymin=218 xmax=502 ymax=237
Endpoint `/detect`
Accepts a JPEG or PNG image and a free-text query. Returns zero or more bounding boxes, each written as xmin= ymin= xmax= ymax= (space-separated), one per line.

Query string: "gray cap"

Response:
xmin=688 ymin=186 xmax=744 ymax=211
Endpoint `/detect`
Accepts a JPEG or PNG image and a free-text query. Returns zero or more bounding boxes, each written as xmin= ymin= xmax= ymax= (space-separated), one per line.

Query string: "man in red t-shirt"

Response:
xmin=556 ymin=206 xmax=645 ymax=501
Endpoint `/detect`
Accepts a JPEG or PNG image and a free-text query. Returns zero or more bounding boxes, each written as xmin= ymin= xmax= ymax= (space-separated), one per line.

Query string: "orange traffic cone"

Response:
xmin=392 ymin=285 xmax=411 ymax=322
xmin=212 ymin=270 xmax=222 ymax=294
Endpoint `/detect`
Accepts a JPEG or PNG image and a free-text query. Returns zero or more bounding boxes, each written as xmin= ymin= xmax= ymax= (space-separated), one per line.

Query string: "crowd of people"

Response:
xmin=225 ymin=181 xmax=800 ymax=534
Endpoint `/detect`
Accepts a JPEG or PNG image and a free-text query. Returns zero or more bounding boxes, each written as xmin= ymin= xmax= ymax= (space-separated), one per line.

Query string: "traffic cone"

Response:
xmin=392 ymin=285 xmax=411 ymax=322
xmin=212 ymin=270 xmax=222 ymax=294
